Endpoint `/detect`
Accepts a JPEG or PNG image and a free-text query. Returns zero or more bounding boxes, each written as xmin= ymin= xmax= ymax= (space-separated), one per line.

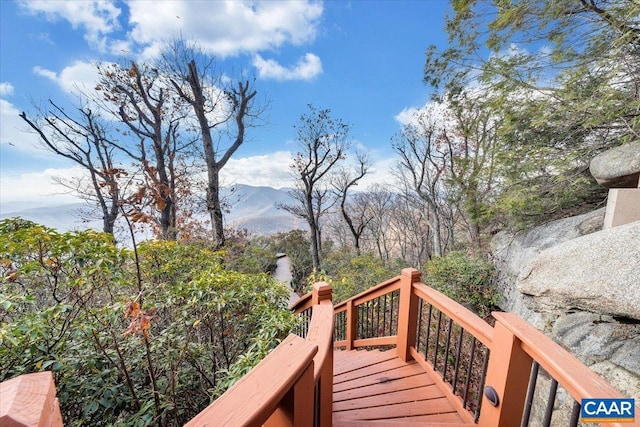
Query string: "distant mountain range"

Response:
xmin=0 ymin=184 xmax=303 ymax=236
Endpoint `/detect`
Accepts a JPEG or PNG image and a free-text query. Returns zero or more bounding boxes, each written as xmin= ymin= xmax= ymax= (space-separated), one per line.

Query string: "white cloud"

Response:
xmin=0 ymin=99 xmax=46 ymax=153
xmin=0 ymin=166 xmax=85 ymax=205
xmin=0 ymin=83 xmax=14 ymax=97
xmin=253 ymin=53 xmax=322 ymax=81
xmin=126 ymin=1 xmax=323 ymax=58
xmin=221 ymin=151 xmax=294 ymax=188
xmin=358 ymin=156 xmax=397 ymax=190
xmin=395 ymin=102 xmax=449 ymax=127
xmin=18 ymin=0 xmax=121 ymax=52
xmin=33 ymin=61 xmax=100 ymax=93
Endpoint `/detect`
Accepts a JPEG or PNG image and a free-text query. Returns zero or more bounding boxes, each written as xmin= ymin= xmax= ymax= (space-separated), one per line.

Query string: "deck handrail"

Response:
xmin=332 ymin=268 xmax=494 ymax=423
xmin=332 ymin=268 xmax=492 ymax=351
xmin=185 ymin=334 xmax=317 ymax=427
xmin=292 ymin=282 xmax=335 ymax=427
xmin=3 ymin=269 xmax=638 ymax=426
xmin=479 ymin=312 xmax=640 ymax=427
xmin=411 ymin=282 xmax=493 ymax=348
xmin=187 ymin=282 xmax=335 ymax=427
xmin=330 ymin=268 xmax=639 ymax=426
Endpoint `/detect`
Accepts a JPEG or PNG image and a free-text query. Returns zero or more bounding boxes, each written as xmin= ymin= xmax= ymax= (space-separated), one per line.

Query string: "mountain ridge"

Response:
xmin=0 ymin=184 xmax=300 ymax=235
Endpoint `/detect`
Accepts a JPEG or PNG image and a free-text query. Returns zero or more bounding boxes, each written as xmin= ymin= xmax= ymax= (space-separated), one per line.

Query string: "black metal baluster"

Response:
xmin=424 ymin=304 xmax=433 ymax=359
xmin=381 ymin=293 xmax=386 ymax=336
xmin=521 ymin=361 xmax=539 ymax=427
xmin=443 ymin=317 xmax=454 ymax=381
xmin=462 ymin=337 xmax=477 ymax=409
xmin=433 ymin=310 xmax=443 ymax=368
xmin=569 ymin=401 xmax=581 ymax=427
xmin=376 ymin=296 xmax=381 ymax=337
xmin=452 ymin=328 xmax=465 ymax=394
xmin=542 ymin=379 xmax=559 ymax=427
xmin=473 ymin=346 xmax=491 ymax=422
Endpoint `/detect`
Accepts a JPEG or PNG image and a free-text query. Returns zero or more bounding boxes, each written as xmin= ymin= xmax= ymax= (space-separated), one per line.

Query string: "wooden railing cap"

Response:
xmin=0 ymin=371 xmax=63 ymax=427
xmin=313 ymin=281 xmax=333 ymax=302
xmin=402 ymin=267 xmax=421 ymax=281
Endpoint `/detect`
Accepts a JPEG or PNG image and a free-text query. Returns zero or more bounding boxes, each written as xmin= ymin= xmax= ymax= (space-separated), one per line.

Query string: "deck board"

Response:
xmin=333 ymin=349 xmax=474 ymax=425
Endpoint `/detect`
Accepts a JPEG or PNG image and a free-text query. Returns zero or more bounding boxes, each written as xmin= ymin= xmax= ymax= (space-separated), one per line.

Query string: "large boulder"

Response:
xmin=552 ymin=312 xmax=640 ymax=397
xmin=589 ymin=141 xmax=640 ymax=188
xmin=491 ymin=208 xmax=604 ymax=327
xmin=517 ymin=220 xmax=640 ymax=320
xmin=491 ymin=211 xmax=639 ymax=401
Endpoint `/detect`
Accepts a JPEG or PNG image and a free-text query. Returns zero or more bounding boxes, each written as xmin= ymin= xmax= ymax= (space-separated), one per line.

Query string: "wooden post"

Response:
xmin=345 ymin=299 xmax=356 ymax=351
xmin=0 ymin=371 xmax=63 ymax=427
xmin=312 ymin=281 xmax=332 ymax=305
xmin=310 ymin=282 xmax=334 ymax=427
xmin=396 ymin=268 xmax=421 ymax=362
xmin=478 ymin=319 xmax=533 ymax=427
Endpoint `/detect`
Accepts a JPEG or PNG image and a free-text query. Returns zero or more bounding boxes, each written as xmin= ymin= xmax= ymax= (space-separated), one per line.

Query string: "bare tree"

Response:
xmin=392 ymin=110 xmax=448 ymax=256
xmin=19 ymin=100 xmax=123 ymax=235
xmin=362 ymin=185 xmax=397 ymax=261
xmin=97 ymin=61 xmax=192 ymax=240
xmin=331 ymin=154 xmax=371 ymax=255
xmin=164 ymin=43 xmax=260 ymax=247
xmin=279 ymin=105 xmax=351 ymax=270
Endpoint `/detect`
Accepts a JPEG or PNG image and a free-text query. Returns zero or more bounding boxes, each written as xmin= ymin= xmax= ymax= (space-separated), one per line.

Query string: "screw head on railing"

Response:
xmin=484 ymin=386 xmax=500 ymax=407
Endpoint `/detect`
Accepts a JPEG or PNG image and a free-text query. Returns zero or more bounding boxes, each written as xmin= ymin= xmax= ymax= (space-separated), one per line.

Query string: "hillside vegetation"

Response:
xmin=0 ymin=218 xmax=295 ymax=426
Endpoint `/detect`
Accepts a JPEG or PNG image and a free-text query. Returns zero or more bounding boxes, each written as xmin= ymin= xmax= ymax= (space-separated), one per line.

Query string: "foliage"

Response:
xmin=422 ymin=252 xmax=498 ymax=317
xmin=271 ymin=230 xmax=313 ymax=293
xmin=423 ymin=0 xmax=639 ymax=228
xmin=322 ymin=249 xmax=408 ymax=303
xmin=218 ymin=229 xmax=279 ymax=275
xmin=0 ymin=218 xmax=295 ymax=426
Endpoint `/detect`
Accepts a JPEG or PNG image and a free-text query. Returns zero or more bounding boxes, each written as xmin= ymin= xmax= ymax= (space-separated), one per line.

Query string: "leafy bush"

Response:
xmin=0 ymin=218 xmax=295 ymax=426
xmin=422 ymin=251 xmax=498 ymax=317
xmin=221 ymin=230 xmax=279 ymax=274
xmin=322 ymin=249 xmax=408 ymax=303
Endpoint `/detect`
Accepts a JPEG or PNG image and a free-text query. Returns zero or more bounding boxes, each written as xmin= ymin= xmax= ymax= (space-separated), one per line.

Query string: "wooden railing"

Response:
xmin=2 ymin=269 xmax=638 ymax=426
xmin=333 ymin=268 xmax=493 ymax=423
xmin=187 ymin=281 xmax=334 ymax=427
xmin=479 ymin=312 xmax=640 ymax=427
xmin=331 ymin=268 xmax=639 ymax=427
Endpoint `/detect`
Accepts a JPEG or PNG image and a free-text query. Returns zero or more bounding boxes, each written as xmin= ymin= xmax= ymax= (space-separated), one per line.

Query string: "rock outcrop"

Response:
xmin=518 ymin=220 xmax=640 ymax=320
xmin=589 ymin=141 xmax=640 ymax=188
xmin=491 ymin=211 xmax=640 ymax=400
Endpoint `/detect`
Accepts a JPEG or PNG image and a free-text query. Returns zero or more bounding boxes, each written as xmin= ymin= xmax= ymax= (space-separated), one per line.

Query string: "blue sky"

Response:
xmin=0 ymin=0 xmax=450 ymax=207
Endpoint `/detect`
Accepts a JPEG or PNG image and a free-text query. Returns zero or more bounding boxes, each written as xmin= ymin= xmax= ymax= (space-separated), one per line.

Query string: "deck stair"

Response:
xmin=333 ymin=348 xmax=475 ymax=425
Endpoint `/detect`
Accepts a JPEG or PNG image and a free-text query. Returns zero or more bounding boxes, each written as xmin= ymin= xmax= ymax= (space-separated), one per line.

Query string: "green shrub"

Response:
xmin=423 ymin=251 xmax=498 ymax=317
xmin=322 ymin=250 xmax=408 ymax=303
xmin=0 ymin=218 xmax=295 ymax=426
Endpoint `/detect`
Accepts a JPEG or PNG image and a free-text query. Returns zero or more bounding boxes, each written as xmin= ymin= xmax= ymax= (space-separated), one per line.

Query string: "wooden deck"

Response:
xmin=3 ymin=270 xmax=639 ymax=426
xmin=333 ymin=349 xmax=475 ymax=426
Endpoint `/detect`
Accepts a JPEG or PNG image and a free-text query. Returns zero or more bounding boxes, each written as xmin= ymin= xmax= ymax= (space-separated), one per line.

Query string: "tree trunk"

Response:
xmin=209 ymin=167 xmax=225 ymax=248
xmin=431 ymin=209 xmax=442 ymax=257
